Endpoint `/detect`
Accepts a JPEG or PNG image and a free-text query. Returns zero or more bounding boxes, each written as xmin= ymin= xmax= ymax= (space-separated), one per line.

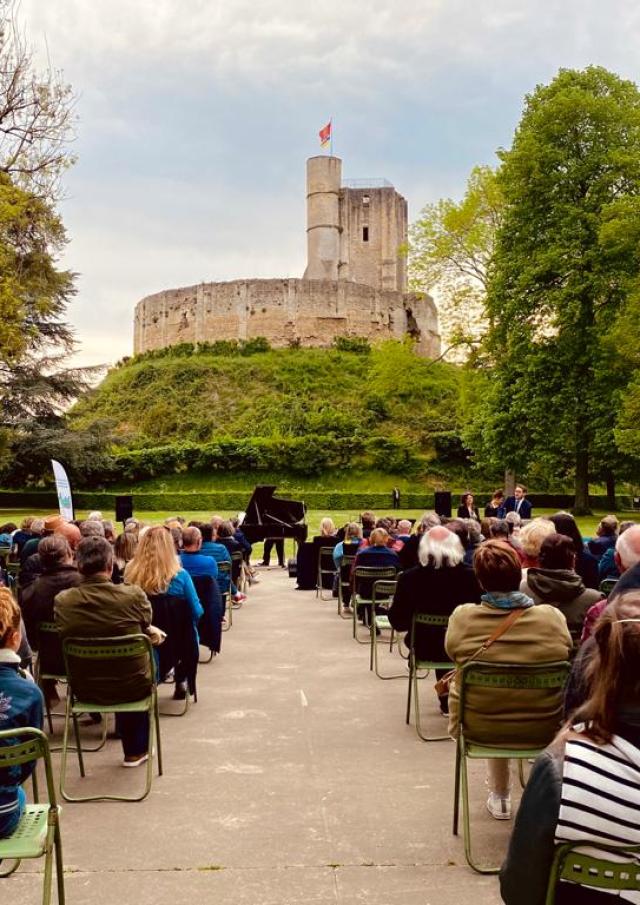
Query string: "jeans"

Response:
xmin=115 ymin=712 xmax=150 ymax=758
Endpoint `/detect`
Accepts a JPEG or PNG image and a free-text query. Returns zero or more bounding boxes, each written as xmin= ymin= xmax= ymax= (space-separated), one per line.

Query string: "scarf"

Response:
xmin=481 ymin=590 xmax=534 ymax=610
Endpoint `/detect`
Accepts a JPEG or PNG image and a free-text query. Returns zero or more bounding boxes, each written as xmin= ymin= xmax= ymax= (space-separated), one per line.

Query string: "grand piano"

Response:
xmin=241 ymin=486 xmax=308 ymax=546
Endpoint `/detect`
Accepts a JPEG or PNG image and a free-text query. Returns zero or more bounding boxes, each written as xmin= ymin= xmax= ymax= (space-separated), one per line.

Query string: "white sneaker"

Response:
xmin=486 ymin=792 xmax=511 ymax=820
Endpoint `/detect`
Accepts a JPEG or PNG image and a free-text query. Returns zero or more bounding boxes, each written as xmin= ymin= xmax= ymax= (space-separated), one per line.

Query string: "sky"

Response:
xmin=19 ymin=0 xmax=640 ymax=367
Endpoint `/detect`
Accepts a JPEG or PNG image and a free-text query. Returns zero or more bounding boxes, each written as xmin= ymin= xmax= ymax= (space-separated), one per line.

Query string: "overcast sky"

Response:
xmin=19 ymin=0 xmax=640 ymax=366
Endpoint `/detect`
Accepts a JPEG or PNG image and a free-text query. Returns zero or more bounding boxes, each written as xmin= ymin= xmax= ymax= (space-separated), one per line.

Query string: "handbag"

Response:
xmin=433 ymin=607 xmax=527 ymax=697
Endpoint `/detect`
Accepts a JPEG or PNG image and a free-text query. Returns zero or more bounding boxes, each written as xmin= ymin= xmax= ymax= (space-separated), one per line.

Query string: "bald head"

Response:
xmin=616 ymin=525 xmax=640 ymax=572
xmin=427 ymin=525 xmax=452 ymax=543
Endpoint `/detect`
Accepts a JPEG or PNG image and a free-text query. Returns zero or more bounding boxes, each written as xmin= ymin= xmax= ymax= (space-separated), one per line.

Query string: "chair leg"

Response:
xmin=405 ymin=661 xmax=413 ymax=724
xmin=453 ymin=739 xmax=461 ymax=835
xmin=460 ymin=750 xmax=500 ymax=874
xmin=154 ymin=696 xmax=163 ymax=776
xmin=518 ymin=758 xmax=527 ymax=788
xmin=71 ymin=712 xmax=85 ymax=777
xmin=414 ymin=671 xmax=450 ymax=742
xmin=369 ymin=619 xmax=375 ymax=671
xmin=42 ymin=846 xmax=54 ymax=905
xmin=54 ymin=824 xmax=65 ymax=905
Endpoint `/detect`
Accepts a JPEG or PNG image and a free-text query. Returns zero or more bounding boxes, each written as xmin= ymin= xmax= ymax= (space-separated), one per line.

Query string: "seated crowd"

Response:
xmin=1 ymin=497 xmax=640 ymax=903
xmin=0 ymin=511 xmax=258 ymax=833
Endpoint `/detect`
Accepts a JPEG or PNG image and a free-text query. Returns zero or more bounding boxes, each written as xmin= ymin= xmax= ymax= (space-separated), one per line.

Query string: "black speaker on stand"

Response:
xmin=115 ymin=495 xmax=133 ymax=525
xmin=434 ymin=491 xmax=452 ymax=518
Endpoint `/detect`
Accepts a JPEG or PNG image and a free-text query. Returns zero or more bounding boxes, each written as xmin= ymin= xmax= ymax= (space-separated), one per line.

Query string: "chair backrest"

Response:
xmin=600 ymin=578 xmax=618 ymax=596
xmin=458 ymin=660 xmax=571 ymax=748
xmin=37 ymin=620 xmax=65 ymax=678
xmin=546 ymin=842 xmax=640 ymax=904
xmin=353 ymin=565 xmax=397 ymax=600
xmin=62 ymin=634 xmax=155 ymax=706
xmin=230 ymin=550 xmax=243 ymax=581
xmin=191 ymin=575 xmax=223 ymax=653
xmin=0 ymin=727 xmax=57 ymax=806
xmin=318 ymin=546 xmax=336 ymax=572
xmin=148 ymin=594 xmax=199 ymax=692
xmin=372 ymin=579 xmax=397 ymax=607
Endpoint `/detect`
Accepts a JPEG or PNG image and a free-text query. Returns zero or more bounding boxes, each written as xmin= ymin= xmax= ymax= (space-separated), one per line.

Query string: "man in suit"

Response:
xmin=504 ymin=484 xmax=533 ymax=520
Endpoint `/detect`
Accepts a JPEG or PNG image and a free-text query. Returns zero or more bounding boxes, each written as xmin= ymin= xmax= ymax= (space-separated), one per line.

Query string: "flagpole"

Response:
xmin=330 ymin=118 xmax=333 ymax=156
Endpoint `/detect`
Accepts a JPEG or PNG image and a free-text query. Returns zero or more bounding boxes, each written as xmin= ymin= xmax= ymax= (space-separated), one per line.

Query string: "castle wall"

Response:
xmin=339 ymin=186 xmax=408 ymax=292
xmin=133 ymin=279 xmax=440 ymax=358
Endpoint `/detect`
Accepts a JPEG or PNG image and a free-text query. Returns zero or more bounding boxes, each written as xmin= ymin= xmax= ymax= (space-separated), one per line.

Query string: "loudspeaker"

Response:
xmin=115 ymin=495 xmax=133 ymax=523
xmin=434 ymin=491 xmax=452 ymax=518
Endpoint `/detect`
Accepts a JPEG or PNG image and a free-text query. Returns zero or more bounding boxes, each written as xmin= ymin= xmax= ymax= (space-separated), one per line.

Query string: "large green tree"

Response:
xmin=476 ymin=66 xmax=640 ymax=512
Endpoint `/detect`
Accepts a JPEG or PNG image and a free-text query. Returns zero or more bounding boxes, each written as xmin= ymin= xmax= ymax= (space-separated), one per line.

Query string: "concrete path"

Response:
xmin=11 ymin=567 xmax=509 ymax=904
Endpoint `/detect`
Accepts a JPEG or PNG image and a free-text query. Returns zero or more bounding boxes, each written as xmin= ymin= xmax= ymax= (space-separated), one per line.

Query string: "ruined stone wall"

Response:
xmin=133 ymin=278 xmax=440 ymax=358
xmin=339 ymin=186 xmax=408 ymax=293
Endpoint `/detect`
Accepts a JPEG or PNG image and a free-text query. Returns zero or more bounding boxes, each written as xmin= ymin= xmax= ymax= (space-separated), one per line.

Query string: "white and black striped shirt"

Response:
xmin=555 ymin=733 xmax=640 ymax=902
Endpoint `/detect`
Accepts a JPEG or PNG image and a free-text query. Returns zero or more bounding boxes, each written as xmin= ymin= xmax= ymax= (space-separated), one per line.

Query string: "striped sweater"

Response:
xmin=555 ymin=733 xmax=640 ymax=903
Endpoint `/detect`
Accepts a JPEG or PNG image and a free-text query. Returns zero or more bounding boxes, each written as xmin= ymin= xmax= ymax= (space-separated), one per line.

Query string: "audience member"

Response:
xmin=445 ymin=540 xmax=572 ymax=820
xmin=399 ymin=511 xmax=441 ymax=570
xmin=587 ymin=514 xmax=618 ymax=561
xmin=21 ymin=536 xmax=81 ymax=658
xmin=580 ymin=523 xmax=640 ymax=641
xmin=19 ymin=518 xmax=45 ymax=563
xmin=389 ymin=526 xmax=480 ymax=714
xmin=599 ymin=520 xmax=635 ymax=580
xmin=549 ymin=512 xmax=599 ymax=590
xmin=501 ymin=591 xmax=640 ymax=905
xmin=79 ymin=519 xmax=106 ymax=539
xmin=332 ymin=522 xmax=364 ymax=567
xmin=55 ymin=537 xmax=162 ymax=766
xmin=113 ymin=531 xmax=138 ymax=583
xmin=0 ymin=522 xmax=17 ymax=546
xmin=0 ymin=588 xmax=43 ymax=837
xmin=518 ymin=518 xmax=556 ymax=570
xmin=360 ymin=511 xmax=376 ymax=539
xmin=521 ymin=534 xmax=603 ymax=646
xmin=395 ymin=519 xmax=413 ymax=543
xmin=180 ymin=526 xmax=219 ymax=580
xmin=197 ymin=523 xmax=233 ymax=593
xmin=11 ymin=517 xmax=36 ymax=555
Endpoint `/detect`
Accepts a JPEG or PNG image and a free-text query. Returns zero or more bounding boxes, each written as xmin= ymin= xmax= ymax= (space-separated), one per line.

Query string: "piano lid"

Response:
xmin=244 ymin=485 xmax=306 ymax=527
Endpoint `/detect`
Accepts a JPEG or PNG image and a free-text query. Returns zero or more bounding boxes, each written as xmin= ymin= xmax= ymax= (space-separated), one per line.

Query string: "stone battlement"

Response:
xmin=133 ymin=278 xmax=440 ymax=357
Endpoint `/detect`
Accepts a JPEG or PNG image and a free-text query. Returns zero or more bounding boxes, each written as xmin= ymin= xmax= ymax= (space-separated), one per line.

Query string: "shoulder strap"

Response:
xmin=463 ymin=607 xmax=528 ymax=665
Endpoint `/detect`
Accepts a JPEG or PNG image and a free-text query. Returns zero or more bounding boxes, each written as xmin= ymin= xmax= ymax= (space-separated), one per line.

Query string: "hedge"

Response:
xmin=0 ymin=490 xmax=634 ymax=513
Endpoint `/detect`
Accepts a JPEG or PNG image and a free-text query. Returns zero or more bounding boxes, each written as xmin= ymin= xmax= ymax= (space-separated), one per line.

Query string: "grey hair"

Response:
xmin=80 ymin=519 xmax=105 ymax=538
xmin=418 ymin=530 xmax=465 ymax=569
xmin=504 ymin=512 xmax=522 ymax=528
xmin=465 ymin=519 xmax=482 ymax=545
xmin=616 ymin=525 xmax=640 ymax=571
xmin=418 ymin=511 xmax=441 ymax=532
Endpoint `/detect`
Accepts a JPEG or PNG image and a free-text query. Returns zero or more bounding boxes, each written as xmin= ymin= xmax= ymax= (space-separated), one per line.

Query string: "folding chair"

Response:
xmin=405 ymin=612 xmax=454 ymax=740
xmin=149 ymin=594 xmax=199 ymax=715
xmin=545 ymin=841 xmax=640 ymax=904
xmin=35 ymin=622 xmax=107 ymax=753
xmin=600 ymin=577 xmax=618 ymax=597
xmin=59 ymin=634 xmax=163 ymax=803
xmin=369 ymin=579 xmax=404 ymax=678
xmin=0 ymin=727 xmax=65 ymax=903
xmin=218 ymin=560 xmax=233 ymax=630
xmin=192 ymin=575 xmax=224 ymax=663
xmin=316 ymin=546 xmax=337 ymax=600
xmin=352 ymin=566 xmax=398 ymax=643
xmin=337 ymin=546 xmax=359 ymax=618
xmin=452 ymin=659 xmax=571 ymax=873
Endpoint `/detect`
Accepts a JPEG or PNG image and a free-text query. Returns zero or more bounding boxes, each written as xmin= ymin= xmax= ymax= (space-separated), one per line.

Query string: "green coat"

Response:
xmin=54 ymin=575 xmax=153 ymax=705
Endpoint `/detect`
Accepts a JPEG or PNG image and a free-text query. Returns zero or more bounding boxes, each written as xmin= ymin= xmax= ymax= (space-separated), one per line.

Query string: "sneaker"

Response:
xmin=123 ymin=753 xmax=149 ymax=768
xmin=232 ymin=592 xmax=247 ymax=603
xmin=486 ymin=792 xmax=512 ymax=820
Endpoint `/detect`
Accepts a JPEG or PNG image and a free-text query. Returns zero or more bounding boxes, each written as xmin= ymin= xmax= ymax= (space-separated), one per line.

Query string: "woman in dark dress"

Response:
xmin=457 ymin=492 xmax=480 ymax=521
xmin=484 ymin=489 xmax=505 ymax=518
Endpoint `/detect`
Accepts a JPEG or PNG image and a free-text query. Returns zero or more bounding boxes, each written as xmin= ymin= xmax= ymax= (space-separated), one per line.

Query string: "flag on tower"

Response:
xmin=319 ymin=120 xmax=332 ymax=149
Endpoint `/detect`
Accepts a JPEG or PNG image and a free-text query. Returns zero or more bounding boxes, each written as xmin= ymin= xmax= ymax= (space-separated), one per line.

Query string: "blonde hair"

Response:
xmin=124 ymin=525 xmax=181 ymax=595
xmin=344 ymin=522 xmax=363 ymax=541
xmin=519 ymin=518 xmax=556 ymax=558
xmin=0 ymin=587 xmax=20 ymax=648
xmin=320 ymin=517 xmax=335 ymax=536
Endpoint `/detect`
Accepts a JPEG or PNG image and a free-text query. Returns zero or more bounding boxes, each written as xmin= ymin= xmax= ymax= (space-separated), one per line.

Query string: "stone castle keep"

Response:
xmin=133 ymin=156 xmax=440 ymax=357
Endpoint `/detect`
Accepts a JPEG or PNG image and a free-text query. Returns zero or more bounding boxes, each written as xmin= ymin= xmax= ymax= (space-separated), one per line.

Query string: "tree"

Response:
xmin=0 ymin=1 xmax=76 ymax=200
xmin=408 ymin=165 xmax=502 ymax=358
xmin=478 ymin=67 xmax=640 ymax=513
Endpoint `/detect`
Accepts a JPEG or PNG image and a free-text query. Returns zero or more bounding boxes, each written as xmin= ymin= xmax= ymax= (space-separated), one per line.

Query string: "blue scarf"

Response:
xmin=481 ymin=590 xmax=534 ymax=610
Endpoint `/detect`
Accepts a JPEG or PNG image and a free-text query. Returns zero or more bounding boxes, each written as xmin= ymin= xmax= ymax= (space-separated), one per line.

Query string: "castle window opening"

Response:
xmin=362 ymin=226 xmax=369 ymax=242
xmin=363 ymin=195 xmax=370 ymax=205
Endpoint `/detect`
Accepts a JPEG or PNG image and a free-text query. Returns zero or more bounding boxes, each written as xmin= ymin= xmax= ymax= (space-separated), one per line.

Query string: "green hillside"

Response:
xmin=69 ymin=339 xmax=476 ymax=484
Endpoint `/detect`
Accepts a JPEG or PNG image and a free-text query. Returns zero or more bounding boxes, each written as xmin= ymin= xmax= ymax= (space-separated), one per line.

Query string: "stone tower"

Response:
xmin=303 ymin=155 xmax=342 ymax=281
xmin=303 ymin=155 xmax=408 ymax=293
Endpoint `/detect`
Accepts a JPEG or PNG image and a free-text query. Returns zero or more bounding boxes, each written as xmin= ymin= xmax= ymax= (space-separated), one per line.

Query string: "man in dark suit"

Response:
xmin=504 ymin=484 xmax=533 ymax=519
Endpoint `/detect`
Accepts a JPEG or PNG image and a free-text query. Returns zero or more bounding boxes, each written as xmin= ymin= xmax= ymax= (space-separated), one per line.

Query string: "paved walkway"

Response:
xmin=12 ymin=567 xmax=508 ymax=904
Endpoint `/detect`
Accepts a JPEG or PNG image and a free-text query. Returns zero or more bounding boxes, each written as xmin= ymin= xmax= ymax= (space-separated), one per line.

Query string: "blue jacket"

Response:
xmin=167 ymin=569 xmax=203 ymax=624
xmin=0 ymin=653 xmax=43 ymax=836
xmin=200 ymin=542 xmax=232 ymax=592
xmin=179 ymin=551 xmax=219 ymax=580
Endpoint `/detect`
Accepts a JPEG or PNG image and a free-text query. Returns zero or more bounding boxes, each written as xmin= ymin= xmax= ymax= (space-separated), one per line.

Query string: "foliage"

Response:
xmin=474 ymin=66 xmax=640 ymax=512
xmin=333 ymin=336 xmax=371 ymax=354
xmin=409 ymin=166 xmax=502 ymax=357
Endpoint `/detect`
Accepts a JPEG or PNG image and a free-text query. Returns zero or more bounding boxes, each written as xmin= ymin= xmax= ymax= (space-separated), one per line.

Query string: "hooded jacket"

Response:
xmin=521 ymin=568 xmax=603 ymax=643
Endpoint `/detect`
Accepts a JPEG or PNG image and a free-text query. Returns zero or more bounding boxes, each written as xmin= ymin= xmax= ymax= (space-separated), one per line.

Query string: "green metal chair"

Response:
xmin=600 ymin=577 xmax=618 ymax=597
xmin=452 ymin=659 xmax=571 ymax=874
xmin=0 ymin=727 xmax=65 ymax=903
xmin=59 ymin=634 xmax=163 ymax=803
xmin=231 ymin=550 xmax=246 ymax=593
xmin=218 ymin=560 xmax=233 ymax=630
xmin=316 ymin=546 xmax=336 ymax=600
xmin=545 ymin=841 xmax=640 ymax=904
xmin=352 ymin=566 xmax=398 ymax=643
xmin=337 ymin=553 xmax=358 ymax=618
xmin=369 ymin=579 xmax=404 ymax=678
xmin=406 ymin=612 xmax=454 ymax=741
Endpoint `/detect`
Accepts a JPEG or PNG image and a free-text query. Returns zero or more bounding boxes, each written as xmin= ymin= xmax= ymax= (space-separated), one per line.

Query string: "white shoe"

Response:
xmin=486 ymin=792 xmax=511 ymax=820
xmin=122 ymin=753 xmax=149 ymax=768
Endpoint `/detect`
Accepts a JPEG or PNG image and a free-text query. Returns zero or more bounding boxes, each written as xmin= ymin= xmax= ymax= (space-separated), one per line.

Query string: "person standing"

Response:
xmin=503 ymin=484 xmax=532 ymax=520
xmin=392 ymin=488 xmax=401 ymax=510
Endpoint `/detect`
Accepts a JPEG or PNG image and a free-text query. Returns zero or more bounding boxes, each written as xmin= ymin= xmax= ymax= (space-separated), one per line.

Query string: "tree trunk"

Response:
xmin=573 ymin=443 xmax=591 ymax=515
xmin=504 ymin=469 xmax=516 ymax=497
xmin=605 ymin=470 xmax=616 ymax=511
